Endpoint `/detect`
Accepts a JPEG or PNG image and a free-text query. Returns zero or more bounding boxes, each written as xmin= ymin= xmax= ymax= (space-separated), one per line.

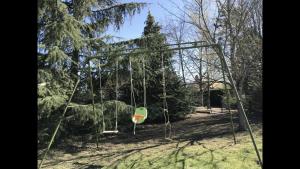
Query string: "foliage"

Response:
xmin=246 ymin=87 xmax=262 ymax=114
xmin=38 ymin=68 xmax=76 ymax=146
xmin=63 ymin=100 xmax=132 ymax=134
xmin=179 ymin=0 xmax=262 ymax=128
xmin=38 ymin=0 xmax=147 ymax=147
xmin=128 ymin=12 xmax=191 ymax=122
xmin=222 ymin=95 xmax=238 ymax=109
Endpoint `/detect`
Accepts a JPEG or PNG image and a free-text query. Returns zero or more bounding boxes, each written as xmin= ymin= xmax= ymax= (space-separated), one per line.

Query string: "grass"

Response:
xmin=40 ymin=112 xmax=262 ymax=169
xmin=103 ymin=130 xmax=262 ymax=169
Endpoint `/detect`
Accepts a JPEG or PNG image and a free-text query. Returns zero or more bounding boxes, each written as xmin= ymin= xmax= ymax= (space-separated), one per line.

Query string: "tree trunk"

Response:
xmin=199 ymin=55 xmax=204 ymax=106
xmin=178 ymin=46 xmax=186 ymax=86
xmin=71 ymin=49 xmax=79 ymax=79
xmin=228 ymin=39 xmax=247 ymax=130
xmin=207 ymin=73 xmax=211 ymax=110
xmin=206 ymin=54 xmax=211 ymax=111
xmin=237 ymin=85 xmax=247 ymax=131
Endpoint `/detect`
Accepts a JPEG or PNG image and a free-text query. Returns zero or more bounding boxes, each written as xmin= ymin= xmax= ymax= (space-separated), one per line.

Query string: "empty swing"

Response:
xmin=99 ymin=58 xmax=119 ymax=134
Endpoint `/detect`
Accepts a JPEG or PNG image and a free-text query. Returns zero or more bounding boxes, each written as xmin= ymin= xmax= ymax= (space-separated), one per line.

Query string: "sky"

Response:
xmin=105 ymin=0 xmax=185 ymax=42
xmin=104 ymin=0 xmax=219 ymax=82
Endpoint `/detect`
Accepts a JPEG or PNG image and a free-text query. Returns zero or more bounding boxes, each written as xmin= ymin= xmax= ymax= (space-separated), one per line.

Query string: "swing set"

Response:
xmin=38 ymin=40 xmax=262 ymax=169
xmin=97 ymin=50 xmax=170 ymax=136
xmin=98 ymin=54 xmax=150 ymax=135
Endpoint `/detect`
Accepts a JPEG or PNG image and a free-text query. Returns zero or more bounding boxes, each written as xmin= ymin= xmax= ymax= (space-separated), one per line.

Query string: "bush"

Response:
xmin=222 ymin=96 xmax=238 ymax=109
xmin=145 ymin=103 xmax=164 ymax=123
xmin=247 ymin=87 xmax=262 ymax=115
xmin=38 ymin=100 xmax=134 ymax=147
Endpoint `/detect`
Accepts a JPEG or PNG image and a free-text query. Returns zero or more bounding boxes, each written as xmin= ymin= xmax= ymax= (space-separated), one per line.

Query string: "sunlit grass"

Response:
xmin=40 ymin=121 xmax=262 ymax=169
xmin=104 ymin=130 xmax=262 ymax=169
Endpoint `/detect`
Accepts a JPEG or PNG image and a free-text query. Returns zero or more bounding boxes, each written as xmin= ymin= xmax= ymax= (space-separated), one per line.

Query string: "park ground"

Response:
xmin=38 ymin=108 xmax=262 ymax=169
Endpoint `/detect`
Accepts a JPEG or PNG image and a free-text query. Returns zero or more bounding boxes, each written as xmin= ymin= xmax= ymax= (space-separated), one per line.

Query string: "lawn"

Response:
xmin=103 ymin=129 xmax=262 ymax=169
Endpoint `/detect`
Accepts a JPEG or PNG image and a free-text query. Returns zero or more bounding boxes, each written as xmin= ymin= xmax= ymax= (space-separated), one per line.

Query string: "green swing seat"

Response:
xmin=132 ymin=107 xmax=148 ymax=124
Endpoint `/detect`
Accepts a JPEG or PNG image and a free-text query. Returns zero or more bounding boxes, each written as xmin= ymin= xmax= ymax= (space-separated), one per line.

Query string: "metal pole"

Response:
xmin=38 ymin=79 xmax=80 ymax=169
xmin=115 ymin=58 xmax=118 ymax=131
xmin=220 ymin=57 xmax=237 ymax=144
xmin=215 ymin=44 xmax=262 ymax=167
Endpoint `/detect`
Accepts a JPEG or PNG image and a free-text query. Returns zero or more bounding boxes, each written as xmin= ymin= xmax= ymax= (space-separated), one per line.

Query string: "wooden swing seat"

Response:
xmin=102 ymin=130 xmax=119 ymax=134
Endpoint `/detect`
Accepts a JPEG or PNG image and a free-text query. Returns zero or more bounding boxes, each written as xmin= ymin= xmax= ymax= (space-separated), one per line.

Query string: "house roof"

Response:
xmin=211 ymin=82 xmax=231 ymax=90
xmin=187 ymin=81 xmax=231 ymax=90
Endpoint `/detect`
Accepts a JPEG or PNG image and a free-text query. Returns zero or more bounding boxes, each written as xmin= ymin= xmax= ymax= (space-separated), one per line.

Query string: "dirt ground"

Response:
xmin=38 ymin=108 xmax=261 ymax=169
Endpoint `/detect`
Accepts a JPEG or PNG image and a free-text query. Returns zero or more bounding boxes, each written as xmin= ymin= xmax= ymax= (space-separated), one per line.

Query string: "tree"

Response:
xmin=38 ymin=0 xmax=147 ymax=77
xmin=139 ymin=12 xmax=191 ymax=121
xmin=38 ymin=0 xmax=147 ymax=146
xmin=161 ymin=0 xmax=262 ymax=130
xmin=164 ymin=18 xmax=187 ymax=85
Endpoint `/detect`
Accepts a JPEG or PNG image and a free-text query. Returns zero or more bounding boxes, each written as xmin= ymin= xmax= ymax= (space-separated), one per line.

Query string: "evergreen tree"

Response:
xmin=137 ymin=12 xmax=191 ymax=122
xmin=38 ymin=0 xmax=146 ymax=146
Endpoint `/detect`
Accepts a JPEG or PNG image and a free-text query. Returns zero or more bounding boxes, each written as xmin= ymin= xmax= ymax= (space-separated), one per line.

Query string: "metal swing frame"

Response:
xmin=88 ymin=40 xmax=262 ymax=167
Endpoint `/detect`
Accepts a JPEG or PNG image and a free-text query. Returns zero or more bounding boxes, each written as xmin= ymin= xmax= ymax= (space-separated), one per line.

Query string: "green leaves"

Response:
xmin=46 ymin=46 xmax=69 ymax=65
xmin=66 ymin=100 xmax=132 ymax=127
xmin=38 ymin=95 xmax=68 ymax=117
xmin=92 ymin=2 xmax=147 ymax=30
xmin=38 ymin=69 xmax=74 ymax=96
xmin=37 ymin=0 xmax=149 ymax=147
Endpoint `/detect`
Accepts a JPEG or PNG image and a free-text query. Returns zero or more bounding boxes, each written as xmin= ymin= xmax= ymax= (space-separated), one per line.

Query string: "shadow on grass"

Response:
xmin=102 ymin=113 xmax=241 ymax=145
xmin=46 ymin=112 xmax=243 ymax=152
xmin=105 ymin=139 xmax=234 ymax=169
xmin=80 ymin=164 xmax=104 ymax=169
xmin=42 ymin=142 xmax=172 ymax=168
xmin=41 ymin=112 xmax=261 ymax=169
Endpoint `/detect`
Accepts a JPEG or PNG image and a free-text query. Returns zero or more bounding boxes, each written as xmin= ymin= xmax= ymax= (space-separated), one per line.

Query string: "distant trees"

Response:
xmin=164 ymin=18 xmax=187 ymax=85
xmin=161 ymin=0 xmax=262 ymax=130
xmin=137 ymin=12 xmax=191 ymax=122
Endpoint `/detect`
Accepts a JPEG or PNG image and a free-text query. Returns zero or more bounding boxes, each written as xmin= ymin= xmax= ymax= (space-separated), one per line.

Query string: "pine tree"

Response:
xmin=38 ymin=0 xmax=147 ymax=145
xmin=38 ymin=0 xmax=146 ymax=75
xmin=137 ymin=12 xmax=190 ymax=122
